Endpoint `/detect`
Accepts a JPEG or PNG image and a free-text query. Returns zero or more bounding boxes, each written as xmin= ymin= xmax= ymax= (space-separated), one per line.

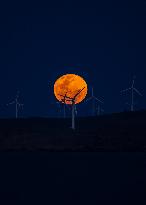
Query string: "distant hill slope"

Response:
xmin=0 ymin=110 xmax=145 ymax=151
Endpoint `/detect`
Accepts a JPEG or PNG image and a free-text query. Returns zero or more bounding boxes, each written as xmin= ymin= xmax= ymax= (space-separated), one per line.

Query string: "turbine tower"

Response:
xmin=121 ymin=76 xmax=142 ymax=111
xmin=7 ymin=91 xmax=24 ymax=119
xmin=85 ymin=87 xmax=103 ymax=116
xmin=59 ymin=87 xmax=85 ymax=130
xmin=96 ymin=104 xmax=104 ymax=116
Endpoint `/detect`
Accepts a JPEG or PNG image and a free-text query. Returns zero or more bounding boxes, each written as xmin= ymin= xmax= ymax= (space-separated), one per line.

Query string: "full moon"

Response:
xmin=54 ymin=74 xmax=88 ymax=104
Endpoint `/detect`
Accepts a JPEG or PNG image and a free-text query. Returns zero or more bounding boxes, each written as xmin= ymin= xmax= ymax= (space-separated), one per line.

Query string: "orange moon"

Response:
xmin=54 ymin=74 xmax=88 ymax=104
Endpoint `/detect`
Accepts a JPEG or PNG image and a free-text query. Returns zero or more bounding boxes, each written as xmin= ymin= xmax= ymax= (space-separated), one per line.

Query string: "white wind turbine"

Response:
xmin=59 ymin=87 xmax=85 ymax=130
xmin=85 ymin=87 xmax=104 ymax=116
xmin=121 ymin=76 xmax=142 ymax=111
xmin=7 ymin=91 xmax=24 ymax=119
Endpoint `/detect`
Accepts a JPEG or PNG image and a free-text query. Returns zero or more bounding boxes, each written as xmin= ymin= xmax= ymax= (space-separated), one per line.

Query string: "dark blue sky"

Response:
xmin=0 ymin=0 xmax=146 ymax=117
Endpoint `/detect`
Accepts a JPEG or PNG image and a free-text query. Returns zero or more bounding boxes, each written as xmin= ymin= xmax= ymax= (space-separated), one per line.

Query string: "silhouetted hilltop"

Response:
xmin=0 ymin=110 xmax=145 ymax=151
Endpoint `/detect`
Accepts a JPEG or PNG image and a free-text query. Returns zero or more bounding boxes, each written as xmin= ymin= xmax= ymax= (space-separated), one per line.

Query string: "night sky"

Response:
xmin=0 ymin=0 xmax=146 ymax=118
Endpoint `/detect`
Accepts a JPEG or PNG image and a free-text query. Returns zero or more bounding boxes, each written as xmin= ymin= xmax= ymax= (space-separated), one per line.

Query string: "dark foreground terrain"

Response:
xmin=0 ymin=110 xmax=145 ymax=151
xmin=0 ymin=152 xmax=144 ymax=204
xmin=0 ymin=111 xmax=145 ymax=204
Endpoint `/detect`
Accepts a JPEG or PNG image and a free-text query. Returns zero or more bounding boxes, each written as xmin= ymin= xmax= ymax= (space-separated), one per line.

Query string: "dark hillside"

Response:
xmin=0 ymin=110 xmax=145 ymax=151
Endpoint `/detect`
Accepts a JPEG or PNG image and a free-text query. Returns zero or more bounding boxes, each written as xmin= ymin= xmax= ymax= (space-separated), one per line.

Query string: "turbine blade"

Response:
xmin=120 ymin=88 xmax=131 ymax=93
xmin=7 ymin=101 xmax=15 ymax=105
xmin=94 ymin=97 xmax=103 ymax=103
xmin=58 ymin=94 xmax=72 ymax=100
xmin=134 ymin=88 xmax=142 ymax=96
xmin=74 ymin=87 xmax=85 ymax=99
xmin=59 ymin=87 xmax=85 ymax=101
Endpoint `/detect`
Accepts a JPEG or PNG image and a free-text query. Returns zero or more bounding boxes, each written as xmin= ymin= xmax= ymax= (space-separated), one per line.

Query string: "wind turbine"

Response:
xmin=58 ymin=87 xmax=85 ymax=130
xmin=58 ymin=92 xmax=78 ymax=119
xmin=85 ymin=87 xmax=104 ymax=116
xmin=121 ymin=76 xmax=142 ymax=111
xmin=7 ymin=91 xmax=24 ymax=119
